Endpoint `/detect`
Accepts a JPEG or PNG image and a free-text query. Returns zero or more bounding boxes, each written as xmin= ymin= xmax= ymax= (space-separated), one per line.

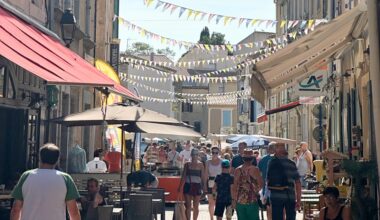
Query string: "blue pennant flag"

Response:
xmin=216 ymin=15 xmax=223 ymax=24
xmin=179 ymin=7 xmax=186 ymax=18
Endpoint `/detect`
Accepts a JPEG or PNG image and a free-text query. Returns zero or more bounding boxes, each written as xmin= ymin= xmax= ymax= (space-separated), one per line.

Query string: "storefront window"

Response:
xmin=0 ymin=67 xmax=4 ymax=97
xmin=6 ymin=73 xmax=15 ymax=99
xmin=222 ymin=109 xmax=232 ymax=127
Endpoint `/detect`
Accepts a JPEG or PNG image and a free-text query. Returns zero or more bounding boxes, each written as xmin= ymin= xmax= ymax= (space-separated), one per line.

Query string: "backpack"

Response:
xmin=267 ymin=157 xmax=289 ymax=189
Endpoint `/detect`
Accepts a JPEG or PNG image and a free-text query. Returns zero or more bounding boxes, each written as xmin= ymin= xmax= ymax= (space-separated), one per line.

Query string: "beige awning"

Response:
xmin=252 ymin=3 xmax=368 ymax=101
xmin=123 ymin=122 xmax=202 ymax=138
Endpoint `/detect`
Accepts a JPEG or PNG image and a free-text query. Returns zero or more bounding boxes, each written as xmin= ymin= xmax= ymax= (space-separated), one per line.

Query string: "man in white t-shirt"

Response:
xmin=177 ymin=140 xmax=193 ymax=168
xmin=11 ymin=143 xmax=80 ymax=220
xmin=87 ymin=148 xmax=108 ymax=173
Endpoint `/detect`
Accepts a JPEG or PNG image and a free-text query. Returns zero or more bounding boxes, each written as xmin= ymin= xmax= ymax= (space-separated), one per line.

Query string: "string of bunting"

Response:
xmin=120 ymin=44 xmax=284 ymax=68
xmin=123 ymin=77 xmax=251 ymax=97
xmin=143 ymin=0 xmax=327 ymax=29
xmin=117 ymin=16 xmax=322 ymax=51
xmin=121 ymin=46 xmax=281 ymax=79
xmin=139 ymin=94 xmax=247 ymax=105
xmin=122 ymin=72 xmax=251 ymax=83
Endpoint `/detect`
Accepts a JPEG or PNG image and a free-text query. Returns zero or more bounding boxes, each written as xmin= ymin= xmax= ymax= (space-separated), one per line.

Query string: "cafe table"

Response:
xmin=301 ymin=193 xmax=322 ymax=219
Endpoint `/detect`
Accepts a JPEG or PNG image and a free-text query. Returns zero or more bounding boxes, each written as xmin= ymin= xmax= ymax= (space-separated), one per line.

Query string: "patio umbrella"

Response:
xmin=51 ymin=103 xmax=187 ymax=207
xmin=51 ymin=103 xmax=182 ymax=126
xmin=230 ymin=135 xmax=270 ymax=149
xmin=121 ymin=122 xmax=202 ymax=138
xmin=230 ymin=135 xmax=297 ymax=149
xmin=226 ymin=134 xmax=249 ymax=144
xmin=255 ymin=135 xmax=297 ymax=145
xmin=120 ymin=122 xmax=202 ymax=172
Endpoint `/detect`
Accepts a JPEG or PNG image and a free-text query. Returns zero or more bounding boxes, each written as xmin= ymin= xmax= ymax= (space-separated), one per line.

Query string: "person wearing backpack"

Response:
xmin=267 ymin=143 xmax=301 ymax=220
xmin=232 ymin=149 xmax=263 ymax=220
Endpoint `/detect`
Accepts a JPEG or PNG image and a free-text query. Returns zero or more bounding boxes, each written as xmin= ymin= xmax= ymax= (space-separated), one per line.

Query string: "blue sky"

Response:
xmin=119 ymin=0 xmax=276 ymax=60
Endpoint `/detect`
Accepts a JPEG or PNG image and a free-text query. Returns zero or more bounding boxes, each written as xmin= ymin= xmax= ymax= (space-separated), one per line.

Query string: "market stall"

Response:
xmin=121 ymin=122 xmax=202 ymax=203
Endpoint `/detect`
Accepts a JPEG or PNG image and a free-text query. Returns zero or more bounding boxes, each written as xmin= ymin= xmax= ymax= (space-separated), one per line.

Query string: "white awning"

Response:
xmin=252 ymin=3 xmax=368 ymax=102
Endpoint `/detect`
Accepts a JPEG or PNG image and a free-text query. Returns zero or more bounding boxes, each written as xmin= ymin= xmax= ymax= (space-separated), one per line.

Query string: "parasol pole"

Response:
xmin=120 ymin=123 xmax=125 ymax=212
xmin=131 ymin=130 xmax=138 ymax=173
xmin=101 ymin=89 xmax=109 ymax=150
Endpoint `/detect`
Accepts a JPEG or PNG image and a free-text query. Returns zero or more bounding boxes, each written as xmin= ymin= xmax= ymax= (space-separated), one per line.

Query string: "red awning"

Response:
xmin=0 ymin=7 xmax=114 ymax=87
xmin=257 ymin=114 xmax=268 ymax=123
xmin=265 ymin=100 xmax=300 ymax=115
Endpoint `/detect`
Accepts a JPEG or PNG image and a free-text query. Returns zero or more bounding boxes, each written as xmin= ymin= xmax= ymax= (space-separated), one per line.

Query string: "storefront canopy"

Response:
xmin=52 ymin=103 xmax=182 ymax=126
xmin=0 ymin=4 xmax=113 ymax=87
xmin=252 ymin=3 xmax=368 ymax=104
xmin=121 ymin=122 xmax=202 ymax=138
xmin=265 ymin=100 xmax=300 ymax=115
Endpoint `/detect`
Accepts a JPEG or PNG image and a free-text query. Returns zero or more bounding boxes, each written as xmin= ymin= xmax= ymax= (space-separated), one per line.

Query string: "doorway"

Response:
xmin=0 ymin=106 xmax=28 ymax=189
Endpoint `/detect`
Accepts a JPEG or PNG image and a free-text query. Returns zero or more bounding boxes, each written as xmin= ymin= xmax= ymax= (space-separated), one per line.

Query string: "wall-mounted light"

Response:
xmin=22 ymin=93 xmax=44 ymax=110
xmin=47 ymin=85 xmax=59 ymax=109
xmin=60 ymin=9 xmax=77 ymax=47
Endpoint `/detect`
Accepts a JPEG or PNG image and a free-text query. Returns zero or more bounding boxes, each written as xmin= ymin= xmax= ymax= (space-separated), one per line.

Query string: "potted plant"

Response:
xmin=342 ymin=160 xmax=378 ymax=220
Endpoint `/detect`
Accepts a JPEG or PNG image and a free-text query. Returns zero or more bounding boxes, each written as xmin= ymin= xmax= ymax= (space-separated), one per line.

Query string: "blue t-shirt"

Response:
xmin=214 ymin=173 xmax=234 ymax=203
xmin=258 ymin=154 xmax=274 ymax=186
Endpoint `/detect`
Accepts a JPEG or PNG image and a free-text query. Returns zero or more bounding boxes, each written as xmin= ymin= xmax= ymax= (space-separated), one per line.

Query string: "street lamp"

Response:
xmin=60 ymin=9 xmax=76 ymax=47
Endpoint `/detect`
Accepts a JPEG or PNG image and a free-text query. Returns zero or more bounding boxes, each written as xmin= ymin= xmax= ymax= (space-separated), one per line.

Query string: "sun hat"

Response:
xmin=242 ymin=149 xmax=254 ymax=158
xmin=295 ymin=145 xmax=301 ymax=152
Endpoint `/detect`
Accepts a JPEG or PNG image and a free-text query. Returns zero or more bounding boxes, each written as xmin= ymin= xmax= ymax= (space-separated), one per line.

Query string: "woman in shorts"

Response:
xmin=178 ymin=148 xmax=207 ymax=220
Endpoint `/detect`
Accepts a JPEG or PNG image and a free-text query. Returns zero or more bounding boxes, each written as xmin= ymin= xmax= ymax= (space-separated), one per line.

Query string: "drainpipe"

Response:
xmin=93 ymin=0 xmax=98 ymax=107
xmin=368 ymin=0 xmax=380 ymax=216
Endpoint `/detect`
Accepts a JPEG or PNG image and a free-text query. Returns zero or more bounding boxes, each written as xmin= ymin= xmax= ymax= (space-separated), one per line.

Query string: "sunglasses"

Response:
xmin=212 ymin=151 xmax=219 ymax=154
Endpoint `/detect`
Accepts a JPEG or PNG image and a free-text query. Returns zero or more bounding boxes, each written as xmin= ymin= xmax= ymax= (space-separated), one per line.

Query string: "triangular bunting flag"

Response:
xmin=179 ymin=7 xmax=186 ymax=17
xmin=208 ymin=14 xmax=216 ymax=23
xmin=187 ymin=9 xmax=194 ymax=19
xmin=170 ymin=5 xmax=178 ymax=14
xmin=216 ymin=15 xmax=223 ymax=24
xmin=155 ymin=1 xmax=164 ymax=9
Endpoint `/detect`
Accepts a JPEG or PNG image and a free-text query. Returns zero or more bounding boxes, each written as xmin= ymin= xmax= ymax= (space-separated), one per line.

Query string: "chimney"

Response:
xmin=150 ymin=52 xmax=154 ymax=61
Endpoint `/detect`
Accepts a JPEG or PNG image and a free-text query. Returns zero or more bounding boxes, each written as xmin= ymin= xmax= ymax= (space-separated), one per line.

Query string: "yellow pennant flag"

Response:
xmin=250 ymin=19 xmax=258 ymax=26
xmin=204 ymin=44 xmax=211 ymax=51
xmin=194 ymin=11 xmax=201 ymax=20
xmin=118 ymin=17 xmax=123 ymax=25
xmin=187 ymin=9 xmax=194 ymax=19
xmin=292 ymin=31 xmax=297 ymax=39
xmin=308 ymin=20 xmax=315 ymax=28
xmin=146 ymin=0 xmax=154 ymax=7
xmin=280 ymin=20 xmax=287 ymax=28
xmin=223 ymin=17 xmax=231 ymax=26
xmin=226 ymin=45 xmax=233 ymax=53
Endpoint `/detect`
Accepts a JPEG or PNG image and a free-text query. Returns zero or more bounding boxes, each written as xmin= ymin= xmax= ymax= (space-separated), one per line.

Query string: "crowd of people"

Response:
xmin=9 ymin=141 xmax=351 ymax=220
xmin=175 ymin=141 xmax=350 ymax=220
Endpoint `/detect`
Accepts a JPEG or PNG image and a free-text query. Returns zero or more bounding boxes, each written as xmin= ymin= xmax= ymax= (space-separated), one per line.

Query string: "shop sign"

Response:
xmin=294 ymin=69 xmax=328 ymax=97
xmin=110 ymin=41 xmax=120 ymax=72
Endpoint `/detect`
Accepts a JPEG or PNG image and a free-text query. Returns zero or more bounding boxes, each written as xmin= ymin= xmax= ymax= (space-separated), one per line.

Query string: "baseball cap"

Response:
xmin=221 ymin=159 xmax=230 ymax=168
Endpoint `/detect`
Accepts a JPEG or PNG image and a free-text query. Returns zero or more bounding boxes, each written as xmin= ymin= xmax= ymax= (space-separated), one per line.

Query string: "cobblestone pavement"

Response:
xmin=164 ymin=203 xmax=304 ymax=220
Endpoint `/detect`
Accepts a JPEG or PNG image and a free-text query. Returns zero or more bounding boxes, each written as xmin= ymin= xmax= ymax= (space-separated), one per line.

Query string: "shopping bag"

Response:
xmin=173 ymin=201 xmax=186 ymax=220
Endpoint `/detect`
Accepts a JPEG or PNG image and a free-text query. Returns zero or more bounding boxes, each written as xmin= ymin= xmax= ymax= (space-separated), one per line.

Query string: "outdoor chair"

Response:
xmin=126 ymin=194 xmax=153 ymax=220
xmin=97 ymin=205 xmax=113 ymax=220
xmin=142 ymin=188 xmax=165 ymax=220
